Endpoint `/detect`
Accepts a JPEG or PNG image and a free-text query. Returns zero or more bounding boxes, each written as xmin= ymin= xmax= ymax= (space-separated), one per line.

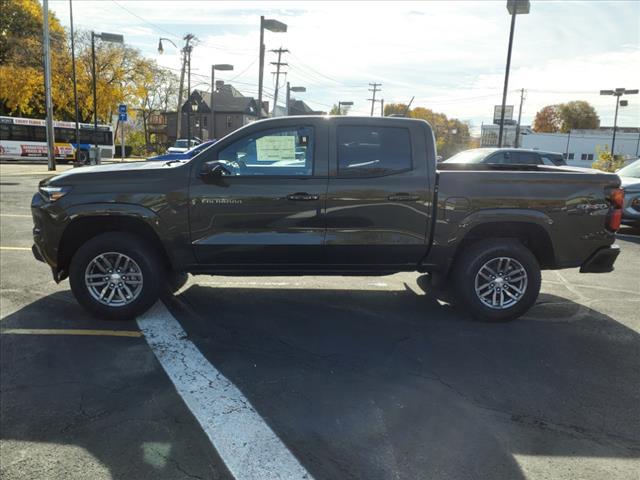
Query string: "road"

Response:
xmin=1 ymin=163 xmax=639 ymax=479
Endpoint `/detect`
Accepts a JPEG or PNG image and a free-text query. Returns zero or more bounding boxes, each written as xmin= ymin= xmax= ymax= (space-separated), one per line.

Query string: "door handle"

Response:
xmin=388 ymin=193 xmax=419 ymax=202
xmin=287 ymin=192 xmax=319 ymax=201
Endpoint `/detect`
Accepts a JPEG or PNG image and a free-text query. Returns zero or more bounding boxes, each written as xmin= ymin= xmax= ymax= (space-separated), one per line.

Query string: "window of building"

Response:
xmin=581 ymin=153 xmax=588 ymax=160
xmin=568 ymin=153 xmax=574 ymax=160
xmin=217 ymin=126 xmax=314 ymax=176
xmin=587 ymin=153 xmax=594 ymax=161
xmin=226 ymin=116 xmax=233 ymax=128
xmin=337 ymin=126 xmax=412 ymax=177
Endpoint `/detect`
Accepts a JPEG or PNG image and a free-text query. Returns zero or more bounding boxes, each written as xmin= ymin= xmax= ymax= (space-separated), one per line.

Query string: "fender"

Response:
xmin=422 ymin=208 xmax=556 ymax=275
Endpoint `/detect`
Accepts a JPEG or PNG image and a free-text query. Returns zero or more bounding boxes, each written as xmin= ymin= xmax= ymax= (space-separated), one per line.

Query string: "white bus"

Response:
xmin=0 ymin=116 xmax=114 ymax=164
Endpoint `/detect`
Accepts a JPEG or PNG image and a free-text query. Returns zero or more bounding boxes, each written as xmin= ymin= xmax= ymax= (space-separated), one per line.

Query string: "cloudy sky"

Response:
xmin=48 ymin=0 xmax=640 ymax=133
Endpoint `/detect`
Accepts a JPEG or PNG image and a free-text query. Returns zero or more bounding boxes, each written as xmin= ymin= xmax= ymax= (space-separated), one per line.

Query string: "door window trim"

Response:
xmin=335 ymin=125 xmax=413 ymax=179
xmin=211 ymin=125 xmax=316 ymax=178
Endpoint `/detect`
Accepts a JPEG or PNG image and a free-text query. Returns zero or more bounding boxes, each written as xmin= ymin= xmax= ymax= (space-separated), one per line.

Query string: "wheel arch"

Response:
xmin=57 ymin=213 xmax=175 ymax=278
xmin=456 ymin=221 xmax=555 ymax=269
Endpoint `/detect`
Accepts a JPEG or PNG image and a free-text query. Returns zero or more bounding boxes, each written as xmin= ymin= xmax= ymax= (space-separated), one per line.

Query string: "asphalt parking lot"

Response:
xmin=1 ymin=162 xmax=639 ymax=480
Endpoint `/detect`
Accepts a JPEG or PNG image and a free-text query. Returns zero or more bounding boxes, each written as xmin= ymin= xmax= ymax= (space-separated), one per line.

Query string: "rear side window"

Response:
xmin=512 ymin=152 xmax=540 ymax=164
xmin=337 ymin=126 xmax=411 ymax=177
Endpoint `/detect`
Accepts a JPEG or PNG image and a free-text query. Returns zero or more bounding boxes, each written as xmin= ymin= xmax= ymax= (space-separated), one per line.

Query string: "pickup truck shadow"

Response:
xmin=163 ymin=280 xmax=640 ymax=479
xmin=1 ymin=285 xmax=638 ymax=480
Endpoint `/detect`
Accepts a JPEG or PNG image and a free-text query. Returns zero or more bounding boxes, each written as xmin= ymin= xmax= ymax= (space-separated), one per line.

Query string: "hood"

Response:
xmin=620 ymin=175 xmax=640 ymax=191
xmin=42 ymin=160 xmax=184 ymax=186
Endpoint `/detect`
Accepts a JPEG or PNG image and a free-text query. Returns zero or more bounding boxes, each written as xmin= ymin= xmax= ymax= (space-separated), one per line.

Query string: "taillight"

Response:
xmin=607 ymin=187 xmax=624 ymax=232
xmin=610 ymin=188 xmax=624 ymax=209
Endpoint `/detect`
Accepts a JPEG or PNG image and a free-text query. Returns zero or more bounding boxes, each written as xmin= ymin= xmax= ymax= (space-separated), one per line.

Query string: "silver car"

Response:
xmin=617 ymin=159 xmax=640 ymax=227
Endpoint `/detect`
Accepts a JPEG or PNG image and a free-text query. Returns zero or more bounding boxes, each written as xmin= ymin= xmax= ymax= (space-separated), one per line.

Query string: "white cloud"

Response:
xmin=48 ymin=0 xmax=640 ymax=128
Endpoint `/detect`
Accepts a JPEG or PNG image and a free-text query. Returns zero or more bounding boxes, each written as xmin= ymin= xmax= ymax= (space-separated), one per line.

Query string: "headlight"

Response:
xmin=39 ymin=185 xmax=72 ymax=202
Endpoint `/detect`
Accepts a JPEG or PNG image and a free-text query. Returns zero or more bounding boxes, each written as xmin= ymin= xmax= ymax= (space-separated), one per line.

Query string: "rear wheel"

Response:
xmin=69 ymin=232 xmax=163 ymax=320
xmin=453 ymin=239 xmax=541 ymax=322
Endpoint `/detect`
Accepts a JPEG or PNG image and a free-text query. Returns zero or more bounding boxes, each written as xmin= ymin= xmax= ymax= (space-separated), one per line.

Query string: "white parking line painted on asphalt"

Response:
xmin=0 ymin=246 xmax=31 ymax=251
xmin=0 ymin=214 xmax=32 ymax=218
xmin=137 ymin=302 xmax=313 ymax=480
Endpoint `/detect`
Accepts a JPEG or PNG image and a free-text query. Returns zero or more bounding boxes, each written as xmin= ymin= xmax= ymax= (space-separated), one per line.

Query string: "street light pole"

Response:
xmin=91 ymin=31 xmax=98 ymax=161
xmin=600 ymin=88 xmax=639 ymax=162
xmin=338 ymin=101 xmax=353 ymax=115
xmin=286 ymin=84 xmax=306 ymax=116
xmin=42 ymin=0 xmax=56 ymax=171
xmin=498 ymin=0 xmax=530 ymax=148
xmin=69 ymin=0 xmax=80 ymax=165
xmin=258 ymin=17 xmax=287 ymax=119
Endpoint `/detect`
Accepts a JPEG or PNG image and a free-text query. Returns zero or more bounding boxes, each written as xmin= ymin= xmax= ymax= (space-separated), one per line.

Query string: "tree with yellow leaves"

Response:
xmin=0 ymin=0 xmax=177 ymax=131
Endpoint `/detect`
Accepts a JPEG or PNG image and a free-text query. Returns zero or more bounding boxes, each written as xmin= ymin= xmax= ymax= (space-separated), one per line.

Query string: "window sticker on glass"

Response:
xmin=256 ymin=135 xmax=296 ymax=161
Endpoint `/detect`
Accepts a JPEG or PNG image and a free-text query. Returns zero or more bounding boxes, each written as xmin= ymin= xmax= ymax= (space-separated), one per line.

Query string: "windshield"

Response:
xmin=444 ymin=149 xmax=493 ymax=163
xmin=174 ymin=140 xmax=189 ymax=148
xmin=617 ymin=159 xmax=640 ymax=178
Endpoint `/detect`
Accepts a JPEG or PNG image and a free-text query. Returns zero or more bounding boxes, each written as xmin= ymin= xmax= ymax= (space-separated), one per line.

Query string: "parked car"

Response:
xmin=147 ymin=140 xmax=216 ymax=161
xmin=167 ymin=138 xmax=201 ymax=154
xmin=445 ymin=148 xmax=566 ymax=166
xmin=32 ymin=116 xmax=622 ymax=322
xmin=616 ymin=159 xmax=640 ymax=227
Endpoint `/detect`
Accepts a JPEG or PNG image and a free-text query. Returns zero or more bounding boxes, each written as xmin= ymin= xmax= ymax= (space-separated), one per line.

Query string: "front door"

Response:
xmin=189 ymin=122 xmax=328 ymax=268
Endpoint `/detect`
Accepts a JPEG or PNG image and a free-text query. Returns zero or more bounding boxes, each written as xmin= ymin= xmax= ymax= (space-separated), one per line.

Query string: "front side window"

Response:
xmin=217 ymin=126 xmax=313 ymax=176
xmin=337 ymin=126 xmax=411 ymax=177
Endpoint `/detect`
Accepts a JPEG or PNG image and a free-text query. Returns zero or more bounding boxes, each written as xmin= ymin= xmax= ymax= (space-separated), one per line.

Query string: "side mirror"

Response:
xmin=200 ymin=161 xmax=231 ymax=178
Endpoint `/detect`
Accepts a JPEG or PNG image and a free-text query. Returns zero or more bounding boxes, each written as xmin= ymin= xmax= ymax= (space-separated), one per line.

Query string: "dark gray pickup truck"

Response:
xmin=32 ymin=116 xmax=623 ymax=322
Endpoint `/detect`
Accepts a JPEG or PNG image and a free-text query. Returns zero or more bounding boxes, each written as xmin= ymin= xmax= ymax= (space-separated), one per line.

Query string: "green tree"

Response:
xmin=558 ymin=100 xmax=600 ymax=132
xmin=533 ymin=101 xmax=600 ymax=133
xmin=330 ymin=103 xmax=351 ymax=115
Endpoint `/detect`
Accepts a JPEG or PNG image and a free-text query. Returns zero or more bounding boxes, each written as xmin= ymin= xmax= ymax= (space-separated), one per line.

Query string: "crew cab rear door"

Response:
xmin=188 ymin=118 xmax=328 ymax=267
xmin=325 ymin=118 xmax=435 ymax=268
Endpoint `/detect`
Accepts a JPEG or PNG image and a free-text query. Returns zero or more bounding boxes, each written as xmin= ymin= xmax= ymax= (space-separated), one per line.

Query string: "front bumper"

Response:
xmin=580 ymin=244 xmax=620 ymax=273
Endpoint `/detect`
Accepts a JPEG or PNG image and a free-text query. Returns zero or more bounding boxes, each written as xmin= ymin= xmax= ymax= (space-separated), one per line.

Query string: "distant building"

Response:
xmin=148 ymin=84 xmax=269 ymax=148
xmin=480 ymin=124 xmax=640 ymax=166
xmin=520 ymin=128 xmax=640 ymax=167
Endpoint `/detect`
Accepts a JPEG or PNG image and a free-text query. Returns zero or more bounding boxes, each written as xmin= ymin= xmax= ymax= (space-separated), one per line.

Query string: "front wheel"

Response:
xmin=69 ymin=232 xmax=164 ymax=320
xmin=453 ymin=239 xmax=541 ymax=322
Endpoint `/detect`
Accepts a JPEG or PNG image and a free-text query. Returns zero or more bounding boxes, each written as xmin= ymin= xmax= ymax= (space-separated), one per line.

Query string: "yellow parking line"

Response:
xmin=0 ymin=246 xmax=31 ymax=251
xmin=0 ymin=328 xmax=143 ymax=338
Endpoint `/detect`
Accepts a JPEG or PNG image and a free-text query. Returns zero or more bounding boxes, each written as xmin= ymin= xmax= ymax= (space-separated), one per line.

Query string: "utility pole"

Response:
xmin=270 ymin=48 xmax=289 ymax=116
xmin=515 ymin=88 xmax=526 ymax=148
xmin=368 ymin=83 xmax=381 ymax=117
xmin=380 ymin=99 xmax=384 ymax=117
xmin=42 ymin=0 xmax=56 ymax=171
xmin=176 ymin=48 xmax=186 ymax=140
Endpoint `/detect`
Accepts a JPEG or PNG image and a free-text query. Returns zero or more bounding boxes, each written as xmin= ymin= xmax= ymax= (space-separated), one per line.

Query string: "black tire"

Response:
xmin=69 ymin=232 xmax=164 ymax=320
xmin=453 ymin=239 xmax=541 ymax=322
xmin=165 ymin=271 xmax=189 ymax=293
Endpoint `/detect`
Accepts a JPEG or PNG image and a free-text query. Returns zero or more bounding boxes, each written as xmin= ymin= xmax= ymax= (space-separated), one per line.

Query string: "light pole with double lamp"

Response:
xmin=599 ymin=88 xmax=638 ymax=160
xmin=286 ymin=84 xmax=306 ymax=115
xmin=91 ymin=31 xmax=123 ymax=164
xmin=338 ymin=101 xmax=353 ymax=115
xmin=210 ymin=64 xmax=234 ymax=139
xmin=258 ymin=17 xmax=287 ymax=119
xmin=497 ymin=0 xmax=530 ymax=148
